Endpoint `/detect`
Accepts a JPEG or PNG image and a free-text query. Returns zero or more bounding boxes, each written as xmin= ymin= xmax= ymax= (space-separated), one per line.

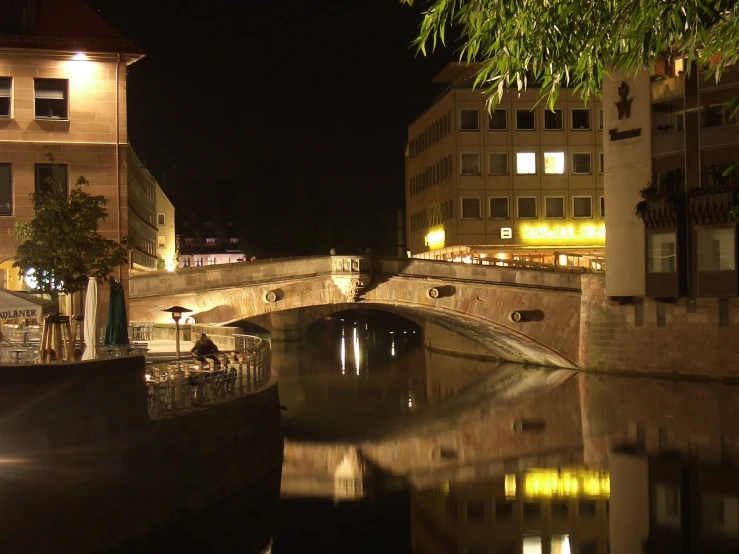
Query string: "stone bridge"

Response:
xmin=129 ymin=256 xmax=583 ymax=368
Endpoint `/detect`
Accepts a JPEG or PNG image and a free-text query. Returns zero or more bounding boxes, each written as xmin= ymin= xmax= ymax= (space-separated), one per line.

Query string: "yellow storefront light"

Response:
xmin=521 ymin=224 xmax=606 ymax=241
xmin=425 ymin=230 xmax=446 ymax=249
xmin=504 ymin=468 xmax=610 ymax=499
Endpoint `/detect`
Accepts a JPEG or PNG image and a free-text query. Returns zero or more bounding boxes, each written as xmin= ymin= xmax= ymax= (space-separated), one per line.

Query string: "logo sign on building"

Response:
xmin=500 ymin=227 xmax=512 ymax=239
xmin=610 ymin=80 xmax=641 ymax=141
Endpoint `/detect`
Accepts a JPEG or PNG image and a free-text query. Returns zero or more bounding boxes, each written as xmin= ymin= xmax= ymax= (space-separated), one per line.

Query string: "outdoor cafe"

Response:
xmin=0 ymin=288 xmax=55 ymax=364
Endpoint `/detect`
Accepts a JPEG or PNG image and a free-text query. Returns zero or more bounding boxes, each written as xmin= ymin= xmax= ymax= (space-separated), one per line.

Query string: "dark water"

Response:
xmin=139 ymin=310 xmax=739 ymax=554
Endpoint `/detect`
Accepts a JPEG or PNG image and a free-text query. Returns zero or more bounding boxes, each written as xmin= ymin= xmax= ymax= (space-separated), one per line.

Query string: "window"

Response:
xmin=579 ymin=500 xmax=597 ymax=518
xmin=551 ymin=502 xmax=569 ymax=518
xmin=195 ymin=258 xmax=203 ymax=267
xmin=488 ymin=153 xmax=508 ymax=174
xmin=599 ymin=152 xmax=604 ymax=174
xmin=205 ymin=237 xmax=217 ymax=245
xmin=229 ymin=237 xmax=239 ymax=244
xmin=489 ymin=197 xmax=509 ymax=219
xmin=488 ymin=109 xmax=507 ymax=130
xmin=654 ymin=484 xmax=681 ymax=527
xmin=461 ymin=153 xmax=481 ymax=175
xmin=207 ymin=257 xmax=216 ymax=265
xmin=544 ymin=108 xmax=563 ymax=130
xmin=580 ymin=543 xmax=597 ymax=554
xmin=704 ymin=104 xmax=724 ymax=127
xmin=34 ymin=78 xmax=68 ymax=119
xmin=495 ymin=502 xmax=513 ymax=520
xmin=516 ymin=109 xmax=535 ymax=130
xmin=0 ymin=164 xmax=10 ymax=215
xmin=573 ymin=196 xmax=593 ymax=218
xmin=467 ymin=500 xmax=485 ymax=521
xmin=600 ymin=196 xmax=605 ymax=218
xmin=157 ymin=235 xmax=166 ymax=248
xmin=516 ymin=152 xmax=536 ymax=174
xmin=0 ymin=77 xmax=11 ymax=118
xmin=523 ymin=502 xmax=541 ymax=519
xmin=460 ymin=109 xmax=480 ymax=131
xmin=599 ymin=108 xmax=604 ymax=130
xmin=702 ymin=493 xmax=739 ymax=537
xmin=573 ymin=153 xmax=592 ymax=174
xmin=647 ymin=232 xmax=677 ymax=273
xmin=184 ymin=238 xmax=194 ymax=245
xmin=544 ymin=152 xmax=565 ymax=174
xmin=157 ymin=213 xmax=166 ymax=226
xmin=517 ymin=197 xmax=537 ymax=219
xmin=697 ymin=227 xmax=736 ymax=271
xmin=182 ymin=259 xmax=190 ymax=268
xmin=461 ymin=197 xmax=481 ymax=219
xmin=676 ymin=112 xmax=685 ymax=132
xmin=34 ymin=163 xmax=67 ymax=195
xmin=545 ymin=196 xmax=565 ymax=218
xmin=572 ymin=108 xmax=591 ymax=130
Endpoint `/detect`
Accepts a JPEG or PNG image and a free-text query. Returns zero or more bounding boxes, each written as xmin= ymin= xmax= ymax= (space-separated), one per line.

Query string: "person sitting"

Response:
xmin=191 ymin=333 xmax=221 ymax=370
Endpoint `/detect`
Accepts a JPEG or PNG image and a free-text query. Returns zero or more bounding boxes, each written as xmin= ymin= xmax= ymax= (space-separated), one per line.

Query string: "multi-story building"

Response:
xmin=406 ymin=62 xmax=605 ymax=269
xmin=155 ymin=182 xmax=176 ymax=272
xmin=0 ymin=0 xmax=143 ymax=302
xmin=605 ymin=59 xmax=739 ymax=299
xmin=127 ymin=147 xmax=157 ymax=272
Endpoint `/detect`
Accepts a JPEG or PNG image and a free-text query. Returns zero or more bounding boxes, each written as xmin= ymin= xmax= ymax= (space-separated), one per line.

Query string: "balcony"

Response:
xmin=641 ymin=199 xmax=680 ymax=229
xmin=688 ymin=192 xmax=734 ymax=225
xmin=651 ymin=76 xmax=685 ymax=103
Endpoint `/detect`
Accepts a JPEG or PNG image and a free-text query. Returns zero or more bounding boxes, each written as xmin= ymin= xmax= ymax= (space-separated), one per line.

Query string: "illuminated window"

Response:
xmin=488 ymin=109 xmax=507 ymax=130
xmin=516 ymin=109 xmax=535 ymax=130
xmin=571 ymin=108 xmax=591 ymax=130
xmin=35 ymin=163 xmax=67 ymax=195
xmin=0 ymin=77 xmax=11 ymax=117
xmin=489 ymin=152 xmax=508 ymax=174
xmin=545 ymin=196 xmax=565 ymax=219
xmin=157 ymin=235 xmax=166 ymax=248
xmin=573 ymin=196 xmax=593 ymax=218
xmin=697 ymin=227 xmax=735 ymax=271
xmin=0 ymin=164 xmax=11 ymax=215
xmin=674 ymin=57 xmax=685 ymax=76
xmin=182 ymin=259 xmax=190 ymax=268
xmin=184 ymin=238 xmax=194 ymax=245
xmin=34 ymin=78 xmax=68 ymax=119
xmin=599 ymin=152 xmax=604 ymax=174
xmin=205 ymin=237 xmax=217 ymax=245
xmin=572 ymin=153 xmax=592 ymax=174
xmin=461 ymin=153 xmax=481 ymax=175
xmin=195 ymin=258 xmax=203 ymax=267
xmin=157 ymin=213 xmax=165 ymax=226
xmin=544 ymin=152 xmax=565 ymax=174
xmin=461 ymin=197 xmax=481 ymax=219
xmin=647 ymin=232 xmax=676 ymax=273
xmin=516 ymin=152 xmax=536 ymax=174
xmin=489 ymin=197 xmax=509 ymax=219
xmin=517 ymin=197 xmax=537 ymax=219
xmin=229 ymin=237 xmax=239 ymax=244
xmin=599 ymin=108 xmax=604 ymax=130
xmin=600 ymin=196 xmax=605 ymax=218
xmin=544 ymin=108 xmax=563 ymax=130
xmin=460 ymin=109 xmax=480 ymax=131
xmin=207 ymin=257 xmax=216 ymax=265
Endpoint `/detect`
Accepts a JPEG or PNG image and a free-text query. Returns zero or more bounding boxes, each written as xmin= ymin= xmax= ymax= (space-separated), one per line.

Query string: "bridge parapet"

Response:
xmin=330 ymin=255 xmax=372 ymax=302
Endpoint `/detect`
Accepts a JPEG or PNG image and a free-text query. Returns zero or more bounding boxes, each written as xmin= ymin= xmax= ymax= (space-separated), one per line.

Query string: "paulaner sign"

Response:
xmin=609 ymin=81 xmax=641 ymax=142
xmin=0 ymin=308 xmax=39 ymax=320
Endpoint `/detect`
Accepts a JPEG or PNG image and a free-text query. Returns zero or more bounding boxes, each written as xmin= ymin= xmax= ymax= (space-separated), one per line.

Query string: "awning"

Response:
xmin=0 ymin=289 xmax=56 ymax=321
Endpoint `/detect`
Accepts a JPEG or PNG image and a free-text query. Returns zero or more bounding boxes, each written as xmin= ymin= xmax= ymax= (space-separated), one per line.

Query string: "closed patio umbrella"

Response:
xmin=104 ymin=279 xmax=128 ymax=346
xmin=81 ymin=277 xmax=99 ymax=360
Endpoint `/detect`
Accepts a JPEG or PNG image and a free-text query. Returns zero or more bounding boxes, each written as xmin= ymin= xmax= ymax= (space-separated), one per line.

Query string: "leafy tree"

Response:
xmin=401 ymin=0 xmax=739 ymax=109
xmin=13 ymin=155 xmax=129 ymax=301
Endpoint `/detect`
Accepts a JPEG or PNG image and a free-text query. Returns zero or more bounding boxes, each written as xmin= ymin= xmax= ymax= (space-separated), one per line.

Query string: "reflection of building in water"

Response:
xmin=411 ymin=467 xmax=609 ymax=554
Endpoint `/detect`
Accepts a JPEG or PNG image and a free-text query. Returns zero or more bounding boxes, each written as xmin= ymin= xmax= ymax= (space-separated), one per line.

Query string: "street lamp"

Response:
xmin=161 ymin=305 xmax=192 ymax=363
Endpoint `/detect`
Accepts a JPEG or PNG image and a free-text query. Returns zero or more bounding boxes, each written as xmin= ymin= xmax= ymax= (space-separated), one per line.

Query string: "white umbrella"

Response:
xmin=81 ymin=277 xmax=99 ymax=360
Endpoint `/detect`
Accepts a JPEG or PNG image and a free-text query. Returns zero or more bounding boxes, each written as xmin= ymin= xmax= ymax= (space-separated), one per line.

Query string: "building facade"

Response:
xmin=127 ymin=147 xmax=157 ymax=272
xmin=0 ymin=0 xmax=143 ymax=303
xmin=155 ymin=181 xmax=176 ymax=271
xmin=406 ymin=63 xmax=605 ymax=269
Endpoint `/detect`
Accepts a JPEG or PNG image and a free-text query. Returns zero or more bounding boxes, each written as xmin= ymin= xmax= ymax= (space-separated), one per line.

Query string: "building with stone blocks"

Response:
xmin=406 ymin=62 xmax=605 ymax=269
xmin=127 ymin=147 xmax=158 ymax=272
xmin=0 ymin=0 xmax=144 ymax=318
xmin=155 ymin=179 xmax=176 ymax=272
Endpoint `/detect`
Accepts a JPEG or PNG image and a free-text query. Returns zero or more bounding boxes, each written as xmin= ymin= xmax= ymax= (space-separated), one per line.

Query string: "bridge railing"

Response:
xmin=144 ymin=335 xmax=271 ymax=419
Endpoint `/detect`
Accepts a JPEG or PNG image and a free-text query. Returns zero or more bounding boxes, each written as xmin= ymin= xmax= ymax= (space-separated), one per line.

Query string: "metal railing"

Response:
xmin=145 ymin=335 xmax=271 ymax=419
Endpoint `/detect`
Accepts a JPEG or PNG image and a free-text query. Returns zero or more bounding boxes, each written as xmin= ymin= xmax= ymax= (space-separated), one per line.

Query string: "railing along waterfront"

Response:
xmin=145 ymin=334 xmax=271 ymax=419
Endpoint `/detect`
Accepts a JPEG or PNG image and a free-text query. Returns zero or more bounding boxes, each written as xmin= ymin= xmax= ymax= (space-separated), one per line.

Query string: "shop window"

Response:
xmin=696 ymin=227 xmax=735 ymax=271
xmin=34 ymin=78 xmax=68 ymax=119
xmin=461 ymin=197 xmax=481 ymax=219
xmin=516 ymin=152 xmax=536 ymax=174
xmin=489 ymin=197 xmax=509 ymax=219
xmin=488 ymin=152 xmax=508 ymax=174
xmin=647 ymin=232 xmax=677 ymax=273
xmin=516 ymin=109 xmax=535 ymax=130
xmin=545 ymin=196 xmax=565 ymax=218
xmin=572 ymin=108 xmax=591 ymax=130
xmin=544 ymin=108 xmax=563 ymax=130
xmin=573 ymin=153 xmax=592 ymax=174
xmin=573 ymin=196 xmax=593 ymax=218
xmin=544 ymin=152 xmax=565 ymax=174
xmin=488 ymin=109 xmax=507 ymax=130
xmin=517 ymin=197 xmax=537 ymax=219
xmin=460 ymin=109 xmax=480 ymax=131
xmin=460 ymin=153 xmax=481 ymax=175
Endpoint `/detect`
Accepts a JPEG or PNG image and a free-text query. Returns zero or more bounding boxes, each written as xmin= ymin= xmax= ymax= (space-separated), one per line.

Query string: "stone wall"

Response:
xmin=579 ymin=273 xmax=739 ymax=377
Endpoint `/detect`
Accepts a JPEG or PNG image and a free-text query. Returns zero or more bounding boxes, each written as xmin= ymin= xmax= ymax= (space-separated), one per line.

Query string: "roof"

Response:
xmin=432 ymin=62 xmax=481 ymax=85
xmin=0 ymin=0 xmax=144 ymax=56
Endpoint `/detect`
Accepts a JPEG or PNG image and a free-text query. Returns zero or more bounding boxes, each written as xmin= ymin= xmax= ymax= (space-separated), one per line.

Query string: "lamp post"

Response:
xmin=161 ymin=306 xmax=192 ymax=364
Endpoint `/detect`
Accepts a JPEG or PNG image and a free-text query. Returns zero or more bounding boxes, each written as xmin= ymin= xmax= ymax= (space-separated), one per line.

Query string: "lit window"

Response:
xmin=489 ymin=197 xmax=509 ymax=219
xmin=460 ymin=153 xmax=481 ymax=175
xmin=157 ymin=235 xmax=166 ymax=248
xmin=182 ymin=259 xmax=190 ymax=268
xmin=572 ymin=108 xmax=591 ymax=130
xmin=488 ymin=109 xmax=507 ymax=130
xmin=229 ymin=237 xmax=239 ymax=243
xmin=35 ymin=163 xmax=67 ymax=195
xmin=157 ymin=213 xmax=165 ymax=226
xmin=545 ymin=197 xmax=565 ymax=218
xmin=647 ymin=232 xmax=677 ymax=273
xmin=573 ymin=153 xmax=592 ymax=174
xmin=34 ymin=78 xmax=68 ymax=119
xmin=460 ymin=109 xmax=480 ymax=131
xmin=516 ymin=152 xmax=536 ymax=174
xmin=205 ymin=237 xmax=217 ymax=245
xmin=516 ymin=109 xmax=535 ymax=130
xmin=599 ymin=152 xmax=604 ymax=174
xmin=674 ymin=57 xmax=685 ymax=76
xmin=573 ymin=196 xmax=593 ymax=218
xmin=0 ymin=77 xmax=11 ymax=118
xmin=544 ymin=152 xmax=565 ymax=174
xmin=544 ymin=109 xmax=563 ymax=130
xmin=517 ymin=197 xmax=537 ymax=219
xmin=461 ymin=197 xmax=481 ymax=219
xmin=0 ymin=164 xmax=11 ymax=215
xmin=697 ymin=227 xmax=736 ymax=271
xmin=195 ymin=258 xmax=203 ymax=267
xmin=207 ymin=257 xmax=216 ymax=265
xmin=184 ymin=238 xmax=194 ymax=245
xmin=488 ymin=153 xmax=508 ymax=174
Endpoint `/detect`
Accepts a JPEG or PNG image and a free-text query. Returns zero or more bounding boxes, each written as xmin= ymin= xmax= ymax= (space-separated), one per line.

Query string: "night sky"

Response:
xmin=89 ymin=0 xmax=450 ymax=253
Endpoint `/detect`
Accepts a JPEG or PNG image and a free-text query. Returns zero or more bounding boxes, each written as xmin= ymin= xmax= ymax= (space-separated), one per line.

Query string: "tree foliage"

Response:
xmin=13 ymin=155 xmax=129 ymax=298
xmin=401 ymin=0 xmax=739 ymax=109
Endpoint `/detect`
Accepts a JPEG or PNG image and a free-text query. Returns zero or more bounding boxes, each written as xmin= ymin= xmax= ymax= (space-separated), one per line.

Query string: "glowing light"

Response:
xmin=73 ymin=52 xmax=88 ymax=61
xmin=24 ymin=268 xmax=37 ymax=289
xmin=353 ymin=327 xmax=360 ymax=375
xmin=462 ymin=255 xmax=472 ymax=264
xmin=391 ymin=336 xmax=395 ymax=357
xmin=496 ymin=252 xmax=509 ymax=260
xmin=165 ymin=260 xmax=176 ymax=272
xmin=521 ymin=224 xmax=606 ymax=241
xmin=505 ymin=468 xmax=610 ymax=499
xmin=340 ymin=334 xmax=346 ymax=374
xmin=558 ymin=254 xmax=568 ymax=266
xmin=479 ymin=253 xmax=486 ymax=258
xmin=425 ymin=230 xmax=446 ymax=249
